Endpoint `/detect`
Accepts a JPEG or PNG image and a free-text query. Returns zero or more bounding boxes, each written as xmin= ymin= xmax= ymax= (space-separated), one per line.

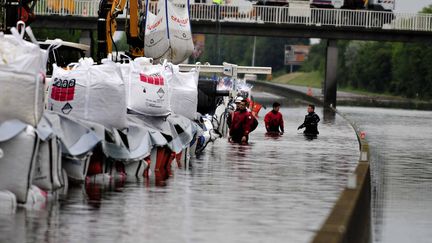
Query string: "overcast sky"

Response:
xmin=395 ymin=0 xmax=431 ymax=12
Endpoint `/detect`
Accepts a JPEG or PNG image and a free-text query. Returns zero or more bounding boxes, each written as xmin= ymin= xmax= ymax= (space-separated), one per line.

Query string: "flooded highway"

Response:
xmin=0 ymin=97 xmax=360 ymax=243
xmin=339 ymin=107 xmax=432 ymax=243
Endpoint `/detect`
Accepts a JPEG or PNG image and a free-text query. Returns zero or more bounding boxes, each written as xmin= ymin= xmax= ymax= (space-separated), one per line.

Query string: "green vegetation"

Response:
xmin=296 ymin=4 xmax=432 ymax=100
xmin=32 ymin=29 xmax=81 ymax=43
xmin=196 ymin=35 xmax=308 ymax=70
xmin=272 ymin=71 xmax=322 ymax=88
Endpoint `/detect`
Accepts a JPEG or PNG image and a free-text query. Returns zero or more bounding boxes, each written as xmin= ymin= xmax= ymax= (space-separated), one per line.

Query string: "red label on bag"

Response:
xmin=140 ymin=73 xmax=164 ymax=86
xmin=51 ymin=78 xmax=76 ymax=101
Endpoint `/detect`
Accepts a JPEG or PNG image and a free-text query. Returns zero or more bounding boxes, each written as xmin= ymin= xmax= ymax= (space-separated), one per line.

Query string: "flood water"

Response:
xmin=339 ymin=107 xmax=432 ymax=243
xmin=0 ymin=97 xmax=360 ymax=243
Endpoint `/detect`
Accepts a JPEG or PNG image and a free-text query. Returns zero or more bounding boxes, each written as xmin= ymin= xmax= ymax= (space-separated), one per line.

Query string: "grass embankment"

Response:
xmin=271 ymin=72 xmax=405 ymax=99
xmin=272 ymin=71 xmax=322 ymax=88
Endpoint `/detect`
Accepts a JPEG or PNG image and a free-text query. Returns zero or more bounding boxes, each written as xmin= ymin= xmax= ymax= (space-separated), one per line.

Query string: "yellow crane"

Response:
xmin=97 ymin=0 xmax=144 ymax=60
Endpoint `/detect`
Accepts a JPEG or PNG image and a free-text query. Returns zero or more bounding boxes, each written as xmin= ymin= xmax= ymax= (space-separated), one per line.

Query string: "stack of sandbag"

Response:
xmin=0 ymin=23 xmax=48 ymax=126
xmin=166 ymin=64 xmax=199 ymax=120
xmin=0 ymin=120 xmax=39 ymax=203
xmin=48 ymin=58 xmax=127 ymax=130
xmin=125 ymin=57 xmax=171 ymax=116
xmin=144 ymin=0 xmax=194 ymax=64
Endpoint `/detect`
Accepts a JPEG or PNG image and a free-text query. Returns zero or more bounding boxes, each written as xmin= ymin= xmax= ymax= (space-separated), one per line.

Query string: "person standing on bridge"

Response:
xmin=297 ymin=104 xmax=320 ymax=135
xmin=264 ymin=102 xmax=284 ymax=135
xmin=213 ymin=0 xmax=224 ymax=21
xmin=229 ymin=100 xmax=254 ymax=144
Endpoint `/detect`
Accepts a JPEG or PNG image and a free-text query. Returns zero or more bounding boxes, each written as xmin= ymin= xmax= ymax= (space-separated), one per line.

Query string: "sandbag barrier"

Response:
xmin=0 ymin=24 xmax=205 ymax=208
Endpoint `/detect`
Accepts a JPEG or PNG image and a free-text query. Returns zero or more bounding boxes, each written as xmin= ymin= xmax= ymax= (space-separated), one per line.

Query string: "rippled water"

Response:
xmin=339 ymin=107 xmax=432 ymax=243
xmin=0 ymin=101 xmax=360 ymax=243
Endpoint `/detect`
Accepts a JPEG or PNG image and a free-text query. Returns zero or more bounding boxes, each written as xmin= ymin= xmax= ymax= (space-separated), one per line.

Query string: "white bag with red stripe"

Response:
xmin=144 ymin=0 xmax=193 ymax=64
xmin=48 ymin=58 xmax=127 ymax=129
xmin=144 ymin=0 xmax=170 ymax=61
xmin=126 ymin=58 xmax=171 ymax=116
xmin=166 ymin=0 xmax=194 ymax=64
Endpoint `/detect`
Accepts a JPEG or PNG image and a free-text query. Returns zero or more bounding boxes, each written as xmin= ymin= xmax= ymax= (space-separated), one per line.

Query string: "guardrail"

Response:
xmin=250 ymin=81 xmax=372 ymax=243
xmin=312 ymin=122 xmax=371 ymax=243
xmin=33 ymin=0 xmax=432 ymax=32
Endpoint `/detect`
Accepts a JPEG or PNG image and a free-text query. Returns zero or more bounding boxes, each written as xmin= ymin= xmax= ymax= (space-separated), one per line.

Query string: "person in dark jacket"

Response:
xmin=297 ymin=104 xmax=320 ymax=135
xmin=264 ymin=102 xmax=284 ymax=134
xmin=229 ymin=100 xmax=254 ymax=144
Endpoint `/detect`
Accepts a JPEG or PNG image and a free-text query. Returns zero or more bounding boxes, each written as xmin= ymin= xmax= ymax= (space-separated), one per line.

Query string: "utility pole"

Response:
xmin=251 ymin=36 xmax=256 ymax=66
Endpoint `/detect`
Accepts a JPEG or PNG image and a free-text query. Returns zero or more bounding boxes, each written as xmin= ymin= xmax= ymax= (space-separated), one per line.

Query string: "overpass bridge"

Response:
xmin=30 ymin=1 xmax=432 ymax=107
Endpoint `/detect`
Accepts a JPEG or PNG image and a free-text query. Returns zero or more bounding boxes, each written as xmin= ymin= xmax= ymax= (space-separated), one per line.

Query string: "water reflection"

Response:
xmin=323 ymin=107 xmax=336 ymax=124
xmin=0 ymin=103 xmax=360 ymax=243
xmin=339 ymin=107 xmax=432 ymax=243
xmin=304 ymin=134 xmax=318 ymax=141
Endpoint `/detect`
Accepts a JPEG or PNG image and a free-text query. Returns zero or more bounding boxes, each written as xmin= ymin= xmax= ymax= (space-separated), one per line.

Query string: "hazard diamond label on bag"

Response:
xmin=61 ymin=103 xmax=73 ymax=114
xmin=140 ymin=73 xmax=164 ymax=86
xmin=51 ymin=78 xmax=76 ymax=101
xmin=157 ymin=87 xmax=165 ymax=98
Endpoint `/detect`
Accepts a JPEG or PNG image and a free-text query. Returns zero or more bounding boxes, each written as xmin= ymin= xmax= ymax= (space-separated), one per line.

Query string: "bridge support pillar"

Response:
xmin=79 ymin=30 xmax=93 ymax=57
xmin=324 ymin=39 xmax=338 ymax=108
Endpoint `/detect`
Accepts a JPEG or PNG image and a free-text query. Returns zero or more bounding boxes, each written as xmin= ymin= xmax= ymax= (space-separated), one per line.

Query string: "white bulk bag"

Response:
xmin=62 ymin=154 xmax=92 ymax=182
xmin=33 ymin=137 xmax=64 ymax=192
xmin=0 ymin=24 xmax=48 ymax=126
xmin=144 ymin=0 xmax=170 ymax=60
xmin=144 ymin=0 xmax=194 ymax=64
xmin=48 ymin=58 xmax=127 ymax=129
xmin=167 ymin=65 xmax=199 ymax=120
xmin=166 ymin=0 xmax=194 ymax=64
xmin=0 ymin=190 xmax=17 ymax=213
xmin=127 ymin=58 xmax=171 ymax=116
xmin=0 ymin=120 xmax=39 ymax=203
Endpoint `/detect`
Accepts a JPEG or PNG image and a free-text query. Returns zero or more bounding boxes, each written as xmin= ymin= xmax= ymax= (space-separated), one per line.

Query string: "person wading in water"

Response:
xmin=264 ymin=102 xmax=284 ymax=135
xmin=297 ymin=104 xmax=320 ymax=136
xmin=229 ymin=100 xmax=254 ymax=144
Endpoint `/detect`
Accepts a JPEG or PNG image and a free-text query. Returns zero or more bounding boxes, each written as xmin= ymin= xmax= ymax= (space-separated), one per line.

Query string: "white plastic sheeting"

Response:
xmin=42 ymin=111 xmax=101 ymax=157
xmin=48 ymin=58 xmax=127 ymax=129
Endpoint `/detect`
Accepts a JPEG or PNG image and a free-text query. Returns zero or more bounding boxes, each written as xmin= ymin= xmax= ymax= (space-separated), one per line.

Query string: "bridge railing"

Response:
xmin=33 ymin=0 xmax=432 ymax=32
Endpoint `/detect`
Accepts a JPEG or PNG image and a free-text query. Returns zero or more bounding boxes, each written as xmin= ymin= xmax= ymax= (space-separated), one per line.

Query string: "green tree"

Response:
xmin=32 ymin=29 xmax=81 ymax=43
xmin=197 ymin=35 xmax=308 ymax=73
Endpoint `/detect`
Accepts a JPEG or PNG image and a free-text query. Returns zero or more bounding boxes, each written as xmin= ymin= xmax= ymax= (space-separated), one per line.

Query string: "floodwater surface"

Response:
xmin=339 ymin=106 xmax=432 ymax=243
xmin=0 ymin=102 xmax=360 ymax=243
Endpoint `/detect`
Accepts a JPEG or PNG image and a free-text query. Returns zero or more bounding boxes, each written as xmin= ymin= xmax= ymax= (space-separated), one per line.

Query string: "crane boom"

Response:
xmin=98 ymin=0 xmax=144 ymax=61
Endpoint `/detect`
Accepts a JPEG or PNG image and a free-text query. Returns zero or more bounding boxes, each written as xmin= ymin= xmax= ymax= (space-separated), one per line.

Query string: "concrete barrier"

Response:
xmin=249 ymin=81 xmax=324 ymax=106
xmin=251 ymin=80 xmax=371 ymax=243
xmin=311 ymin=133 xmax=371 ymax=243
